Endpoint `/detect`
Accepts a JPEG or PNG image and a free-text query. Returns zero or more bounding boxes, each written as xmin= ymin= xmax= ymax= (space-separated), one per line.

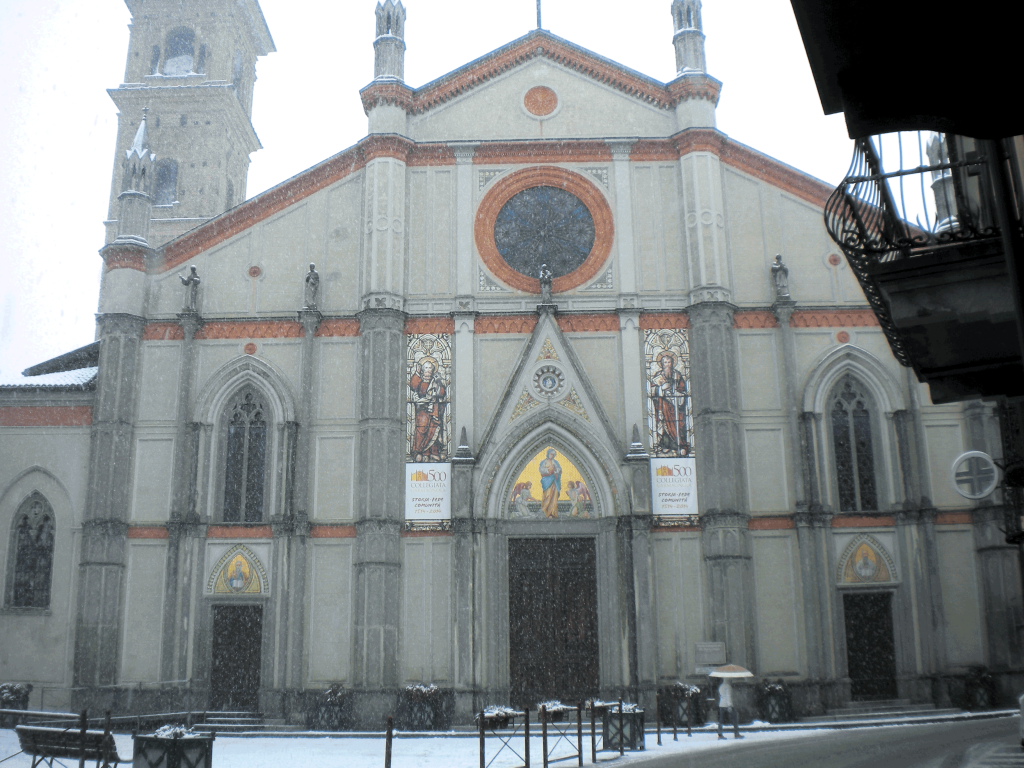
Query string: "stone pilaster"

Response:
xmin=689 ymin=302 xmax=753 ymax=667
xmin=701 ymin=511 xmax=755 ymax=670
xmin=450 ymin=431 xmax=477 ymax=720
xmin=74 ymin=313 xmax=146 ymax=687
xmin=623 ymin=434 xmax=656 ymax=705
xmin=772 ymin=301 xmax=807 ymax=510
xmin=452 ymin=144 xmax=478 ymax=297
xmin=351 ymin=307 xmax=406 ymax=721
xmin=161 ymin=310 xmax=203 ymax=683
xmin=972 ymin=504 xmax=1024 ymax=669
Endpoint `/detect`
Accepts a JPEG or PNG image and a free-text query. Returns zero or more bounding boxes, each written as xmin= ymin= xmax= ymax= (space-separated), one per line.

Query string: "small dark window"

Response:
xmin=6 ymin=493 xmax=55 ymax=609
xmin=232 ymin=51 xmax=243 ymax=92
xmin=154 ymin=159 xmax=178 ymax=206
xmin=223 ymin=391 xmax=268 ymax=523
xmin=196 ymin=44 xmax=207 ymax=74
xmin=150 ymin=45 xmax=161 ymax=75
xmin=687 ymin=8 xmax=693 ymax=26
xmin=831 ymin=376 xmax=878 ymax=512
xmin=163 ymin=27 xmax=195 ymax=76
xmin=225 ymin=180 xmax=235 ymax=210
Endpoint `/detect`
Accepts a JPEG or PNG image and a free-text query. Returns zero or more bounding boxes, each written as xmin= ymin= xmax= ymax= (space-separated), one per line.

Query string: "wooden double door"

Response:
xmin=843 ymin=592 xmax=898 ymax=700
xmin=210 ymin=605 xmax=263 ymax=711
xmin=508 ymin=538 xmax=599 ymax=708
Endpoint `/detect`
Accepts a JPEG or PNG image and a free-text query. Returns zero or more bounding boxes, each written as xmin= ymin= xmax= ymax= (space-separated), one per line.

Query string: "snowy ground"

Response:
xmin=0 ymin=726 xmax=819 ymax=768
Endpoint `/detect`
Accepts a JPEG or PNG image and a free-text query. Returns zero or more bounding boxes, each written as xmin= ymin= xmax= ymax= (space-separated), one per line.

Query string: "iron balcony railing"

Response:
xmin=824 ymin=133 xmax=1005 ymax=366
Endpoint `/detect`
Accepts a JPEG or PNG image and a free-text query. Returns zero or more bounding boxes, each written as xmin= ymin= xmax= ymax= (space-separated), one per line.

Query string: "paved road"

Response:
xmin=637 ymin=717 xmax=1022 ymax=768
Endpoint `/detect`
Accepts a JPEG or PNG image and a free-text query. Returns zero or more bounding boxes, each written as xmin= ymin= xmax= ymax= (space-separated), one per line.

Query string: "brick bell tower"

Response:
xmin=105 ymin=0 xmax=275 ymax=247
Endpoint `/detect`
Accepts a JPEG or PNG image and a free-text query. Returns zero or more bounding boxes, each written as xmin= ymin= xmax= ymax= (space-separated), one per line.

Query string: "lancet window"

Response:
xmin=830 ymin=376 xmax=879 ymax=512
xmin=222 ymin=391 xmax=268 ymax=523
xmin=5 ymin=493 xmax=55 ymax=609
xmin=163 ymin=27 xmax=195 ymax=76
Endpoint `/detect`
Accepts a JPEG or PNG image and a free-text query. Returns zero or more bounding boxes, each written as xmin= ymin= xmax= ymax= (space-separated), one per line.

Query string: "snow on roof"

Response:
xmin=0 ymin=366 xmax=98 ymax=389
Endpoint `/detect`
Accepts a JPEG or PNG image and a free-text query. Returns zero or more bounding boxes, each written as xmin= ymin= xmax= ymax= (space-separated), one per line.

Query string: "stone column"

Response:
xmin=74 ymin=313 xmax=146 ymax=689
xmin=452 ymin=144 xmax=478 ymax=298
xmin=623 ymin=437 xmax=656 ymax=707
xmin=689 ymin=302 xmax=754 ymax=669
xmin=351 ymin=307 xmax=406 ymax=722
xmin=618 ymin=311 xmax=645 ymax=454
xmin=972 ymin=505 xmax=1024 ymax=669
xmin=608 ymin=140 xmax=637 ymax=297
xmin=161 ymin=309 xmax=203 ymax=685
xmin=450 ymin=430 xmax=477 ymax=720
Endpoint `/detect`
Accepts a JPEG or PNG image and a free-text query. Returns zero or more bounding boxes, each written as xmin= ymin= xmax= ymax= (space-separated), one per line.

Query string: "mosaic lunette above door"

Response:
xmin=508 ymin=446 xmax=593 ymax=519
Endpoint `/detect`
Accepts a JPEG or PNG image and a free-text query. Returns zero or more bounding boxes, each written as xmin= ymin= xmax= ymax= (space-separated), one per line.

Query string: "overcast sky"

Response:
xmin=0 ymin=0 xmax=852 ymax=378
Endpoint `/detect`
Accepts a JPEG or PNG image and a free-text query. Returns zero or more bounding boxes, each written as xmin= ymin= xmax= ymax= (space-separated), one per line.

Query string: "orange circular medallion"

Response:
xmin=524 ymin=86 xmax=558 ymax=117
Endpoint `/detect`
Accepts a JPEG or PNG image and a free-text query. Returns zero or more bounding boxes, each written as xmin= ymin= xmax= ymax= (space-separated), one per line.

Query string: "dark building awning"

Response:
xmin=788 ymin=0 xmax=1022 ymax=139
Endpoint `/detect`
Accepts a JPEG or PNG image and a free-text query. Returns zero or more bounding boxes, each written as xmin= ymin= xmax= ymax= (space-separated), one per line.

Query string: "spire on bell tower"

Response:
xmin=672 ymin=0 xmax=706 ymax=73
xmin=374 ymin=1 xmax=407 ymax=81
xmin=115 ymin=109 xmax=156 ymax=246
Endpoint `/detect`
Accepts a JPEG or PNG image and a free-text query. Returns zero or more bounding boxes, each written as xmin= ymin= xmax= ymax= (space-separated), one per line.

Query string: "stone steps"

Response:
xmin=798 ymin=700 xmax=964 ymax=723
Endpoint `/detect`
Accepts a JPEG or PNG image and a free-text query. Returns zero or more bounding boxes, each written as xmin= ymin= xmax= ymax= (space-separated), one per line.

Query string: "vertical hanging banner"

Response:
xmin=644 ymin=327 xmax=698 ymax=518
xmin=650 ymin=457 xmax=699 ymax=516
xmin=405 ymin=463 xmax=452 ymax=520
xmin=406 ymin=332 xmax=452 ymax=521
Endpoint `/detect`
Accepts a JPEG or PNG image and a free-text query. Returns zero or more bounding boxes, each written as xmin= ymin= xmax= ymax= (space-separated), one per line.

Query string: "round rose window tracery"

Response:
xmin=494 ymin=187 xmax=595 ymax=281
xmin=475 ymin=166 xmax=614 ymax=294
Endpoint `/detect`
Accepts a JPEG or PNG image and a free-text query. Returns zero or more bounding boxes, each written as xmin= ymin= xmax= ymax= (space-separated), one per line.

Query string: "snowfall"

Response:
xmin=0 ymin=723 xmax=854 ymax=768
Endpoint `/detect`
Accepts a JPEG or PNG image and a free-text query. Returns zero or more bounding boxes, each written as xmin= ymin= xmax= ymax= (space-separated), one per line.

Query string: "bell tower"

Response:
xmin=105 ymin=0 xmax=275 ymax=247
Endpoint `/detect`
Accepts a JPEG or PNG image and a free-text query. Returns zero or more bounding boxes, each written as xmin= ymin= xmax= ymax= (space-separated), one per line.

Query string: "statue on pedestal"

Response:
xmin=771 ymin=255 xmax=790 ymax=300
xmin=539 ymin=263 xmax=553 ymax=305
xmin=179 ymin=265 xmax=201 ymax=312
xmin=303 ymin=263 xmax=320 ymax=310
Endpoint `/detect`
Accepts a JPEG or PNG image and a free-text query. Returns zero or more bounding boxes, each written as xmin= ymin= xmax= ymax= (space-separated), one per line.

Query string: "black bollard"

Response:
xmin=541 ymin=705 xmax=548 ymax=768
xmin=576 ymin=702 xmax=583 ymax=767
xmin=618 ymin=698 xmax=624 ymax=756
xmin=672 ymin=695 xmax=677 ymax=741
xmin=479 ymin=711 xmax=485 ymax=768
xmin=686 ymin=695 xmax=692 ymax=738
xmin=524 ymin=707 xmax=530 ymax=768
xmin=590 ymin=703 xmax=596 ymax=764
xmin=385 ymin=715 xmax=393 ymax=768
xmin=102 ymin=711 xmax=112 ymax=764
xmin=655 ymin=692 xmax=661 ymax=746
xmin=78 ymin=710 xmax=87 ymax=768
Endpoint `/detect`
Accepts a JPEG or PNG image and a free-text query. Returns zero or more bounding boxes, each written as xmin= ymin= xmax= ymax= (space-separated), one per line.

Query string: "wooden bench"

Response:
xmin=14 ymin=724 xmax=131 ymax=768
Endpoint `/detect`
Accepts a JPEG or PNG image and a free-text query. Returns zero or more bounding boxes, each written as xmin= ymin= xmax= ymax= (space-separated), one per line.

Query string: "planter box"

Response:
xmin=397 ymin=688 xmax=454 ymax=731
xmin=134 ymin=734 xmax=215 ymax=768
xmin=602 ymin=708 xmax=644 ymax=751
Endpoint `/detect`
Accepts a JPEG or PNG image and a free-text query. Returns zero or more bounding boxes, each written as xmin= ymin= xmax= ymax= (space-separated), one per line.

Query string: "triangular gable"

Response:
xmin=361 ymin=30 xmax=681 ymax=117
xmin=478 ymin=311 xmax=620 ymax=455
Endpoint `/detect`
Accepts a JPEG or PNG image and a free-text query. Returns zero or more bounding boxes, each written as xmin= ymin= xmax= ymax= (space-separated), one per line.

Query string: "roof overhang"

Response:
xmin=788 ymin=0 xmax=1022 ymax=139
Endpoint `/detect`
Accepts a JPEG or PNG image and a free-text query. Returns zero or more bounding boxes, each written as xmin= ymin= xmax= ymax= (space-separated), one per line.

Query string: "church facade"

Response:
xmin=1 ymin=0 xmax=1021 ymax=726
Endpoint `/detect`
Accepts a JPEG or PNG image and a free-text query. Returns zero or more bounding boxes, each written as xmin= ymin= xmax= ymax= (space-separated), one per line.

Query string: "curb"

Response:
xmin=197 ymin=709 xmax=1019 ymax=738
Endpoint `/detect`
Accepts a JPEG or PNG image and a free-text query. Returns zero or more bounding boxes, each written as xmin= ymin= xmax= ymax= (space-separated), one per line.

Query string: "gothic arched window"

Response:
xmin=154 ymin=159 xmax=178 ymax=206
xmin=830 ymin=376 xmax=879 ymax=512
xmin=163 ymin=27 xmax=195 ymax=76
xmin=5 ymin=493 xmax=55 ymax=609
xmin=222 ymin=391 xmax=269 ymax=523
